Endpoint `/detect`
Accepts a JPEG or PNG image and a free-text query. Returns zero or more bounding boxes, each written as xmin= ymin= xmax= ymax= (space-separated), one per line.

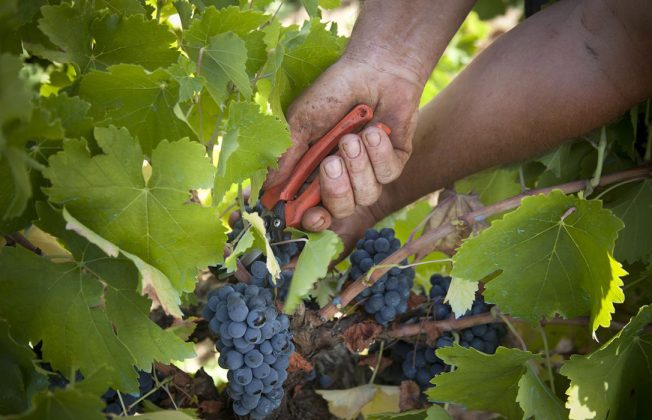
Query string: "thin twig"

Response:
xmin=382 ymin=312 xmax=497 ymax=341
xmin=590 ymin=126 xmax=608 ymax=190
xmin=116 ymin=392 xmax=128 ymax=416
xmin=498 ymin=311 xmax=527 ymax=351
xmin=127 ymin=376 xmax=174 ymax=410
xmin=5 ymin=233 xmax=42 ymax=255
xmin=318 ymin=165 xmax=652 ymax=320
xmin=519 ymin=165 xmax=527 ymax=192
xmin=594 ymin=177 xmax=647 ymax=200
xmin=538 ymin=323 xmax=556 ymax=394
xmin=369 ymin=340 xmax=384 ymax=385
xmin=258 ymin=1 xmax=284 ymax=31
xmin=270 ymin=238 xmax=309 ymax=246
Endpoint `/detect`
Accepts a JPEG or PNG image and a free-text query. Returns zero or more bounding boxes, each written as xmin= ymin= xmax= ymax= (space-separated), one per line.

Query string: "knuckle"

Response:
xmin=323 ymin=180 xmax=352 ymax=200
xmin=356 ymin=188 xmax=381 ymax=206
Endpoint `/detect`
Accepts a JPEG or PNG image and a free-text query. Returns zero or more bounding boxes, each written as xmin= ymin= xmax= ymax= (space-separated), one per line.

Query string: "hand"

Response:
xmin=265 ymin=56 xmax=423 ymax=231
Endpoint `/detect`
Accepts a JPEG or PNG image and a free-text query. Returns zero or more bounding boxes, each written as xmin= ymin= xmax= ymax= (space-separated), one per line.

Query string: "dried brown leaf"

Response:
xmin=341 ymin=321 xmax=382 ymax=352
xmin=408 ymin=293 xmax=426 ymax=310
xmin=288 ymin=351 xmax=313 ymax=373
xmin=359 ymin=354 xmax=392 ymax=374
xmin=399 ymin=380 xmax=425 ymax=411
xmin=416 ymin=190 xmax=486 ymax=259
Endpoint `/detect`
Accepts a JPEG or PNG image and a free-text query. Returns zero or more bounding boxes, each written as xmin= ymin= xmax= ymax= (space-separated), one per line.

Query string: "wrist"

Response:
xmin=342 ymin=42 xmax=431 ymax=88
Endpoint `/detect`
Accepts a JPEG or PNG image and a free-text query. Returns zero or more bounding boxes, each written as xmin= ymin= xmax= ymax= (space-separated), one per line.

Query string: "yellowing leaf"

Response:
xmin=445 ymin=277 xmax=478 ymax=318
xmin=316 ymin=385 xmax=399 ymax=420
xmin=242 ymin=212 xmax=280 ymax=278
xmin=284 ymin=229 xmax=342 ymax=314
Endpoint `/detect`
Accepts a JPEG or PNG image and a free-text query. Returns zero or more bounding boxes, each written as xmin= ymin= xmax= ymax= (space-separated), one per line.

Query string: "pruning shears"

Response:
xmin=260 ymin=104 xmax=391 ymax=237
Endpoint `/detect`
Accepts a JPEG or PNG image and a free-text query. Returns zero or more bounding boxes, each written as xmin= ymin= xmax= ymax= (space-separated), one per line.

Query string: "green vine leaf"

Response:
xmin=451 ymin=191 xmax=626 ymax=333
xmin=214 ymin=101 xmax=290 ymax=201
xmin=0 ymin=320 xmax=47 ymax=415
xmin=0 ymin=247 xmax=138 ymax=392
xmin=44 ymin=126 xmax=225 ymax=317
xmin=11 ymin=387 xmax=104 ymax=420
xmin=455 ymin=166 xmax=521 ymax=205
xmin=79 ymin=64 xmax=196 ymax=155
xmin=560 ymin=305 xmax=652 ymax=420
xmin=300 ymin=0 xmax=320 ymax=17
xmin=264 ymin=18 xmax=346 ymax=115
xmin=184 ymin=5 xmax=267 ymax=40
xmin=284 ymin=229 xmax=343 ymax=314
xmin=94 ymin=0 xmax=146 ymax=16
xmin=36 ymin=3 xmax=96 ymax=71
xmin=0 ymin=54 xmax=33 ymax=125
xmin=40 ymin=94 xmax=94 ymax=139
xmin=516 ymin=365 xmax=569 ymax=420
xmin=37 ymin=3 xmax=178 ymax=73
xmin=1 ymin=106 xmax=64 ymax=223
xmin=536 ymin=144 xmax=572 ymax=179
xmin=183 ymin=5 xmax=268 ymax=102
xmin=606 ymin=179 xmax=652 ymax=264
xmin=428 ymin=345 xmax=540 ymax=419
xmin=88 ymin=13 xmax=179 ymax=71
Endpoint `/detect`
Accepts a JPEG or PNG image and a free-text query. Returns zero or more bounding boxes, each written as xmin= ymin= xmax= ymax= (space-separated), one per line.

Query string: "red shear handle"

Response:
xmin=261 ymin=104 xmax=374 ymax=210
xmin=285 ymin=122 xmax=392 ymax=228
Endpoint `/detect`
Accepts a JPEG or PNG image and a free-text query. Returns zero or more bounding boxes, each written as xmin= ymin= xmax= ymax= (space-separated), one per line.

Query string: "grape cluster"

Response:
xmin=227 ymin=204 xmax=303 ymax=267
xmin=392 ymin=341 xmax=447 ymax=389
xmin=429 ymin=274 xmax=505 ymax=354
xmin=350 ymin=228 xmax=414 ymax=325
xmin=204 ymin=283 xmax=293 ymax=418
xmin=250 ymin=260 xmax=293 ymax=302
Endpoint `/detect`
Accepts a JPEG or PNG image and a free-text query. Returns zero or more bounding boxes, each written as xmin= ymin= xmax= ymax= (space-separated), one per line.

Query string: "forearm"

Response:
xmin=377 ymin=0 xmax=652 ymax=216
xmin=344 ymin=0 xmax=476 ymax=86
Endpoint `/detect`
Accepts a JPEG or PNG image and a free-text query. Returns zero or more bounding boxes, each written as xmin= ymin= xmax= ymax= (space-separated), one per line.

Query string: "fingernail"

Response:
xmin=364 ymin=131 xmax=381 ymax=147
xmin=342 ymin=137 xmax=361 ymax=158
xmin=313 ymin=217 xmax=326 ymax=229
xmin=324 ymin=158 xmax=343 ymax=178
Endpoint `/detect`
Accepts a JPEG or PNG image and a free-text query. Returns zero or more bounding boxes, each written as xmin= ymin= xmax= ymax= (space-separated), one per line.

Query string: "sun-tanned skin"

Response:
xmin=269 ymin=0 xmax=652 ymax=251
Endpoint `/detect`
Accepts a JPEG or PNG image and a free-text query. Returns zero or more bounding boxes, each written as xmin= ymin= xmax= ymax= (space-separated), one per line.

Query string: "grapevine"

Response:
xmin=0 ymin=1 xmax=651 ymax=420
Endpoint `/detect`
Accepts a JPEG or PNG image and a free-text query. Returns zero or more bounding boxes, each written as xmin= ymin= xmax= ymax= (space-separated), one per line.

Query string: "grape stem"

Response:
xmin=379 ymin=311 xmax=652 ymax=343
xmin=127 ymin=376 xmax=174 ymax=411
xmin=4 ymin=232 xmax=42 ymax=255
xmin=497 ymin=310 xmax=527 ymax=351
xmin=318 ymin=164 xmax=652 ymax=320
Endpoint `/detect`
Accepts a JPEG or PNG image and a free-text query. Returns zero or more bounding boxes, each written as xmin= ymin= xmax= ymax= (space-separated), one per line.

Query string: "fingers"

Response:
xmin=265 ymin=65 xmax=360 ymax=189
xmin=339 ymin=134 xmax=382 ymax=206
xmin=319 ymin=156 xmax=356 ymax=218
xmin=301 ymin=207 xmax=332 ymax=232
xmin=360 ymin=126 xmax=404 ymax=184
